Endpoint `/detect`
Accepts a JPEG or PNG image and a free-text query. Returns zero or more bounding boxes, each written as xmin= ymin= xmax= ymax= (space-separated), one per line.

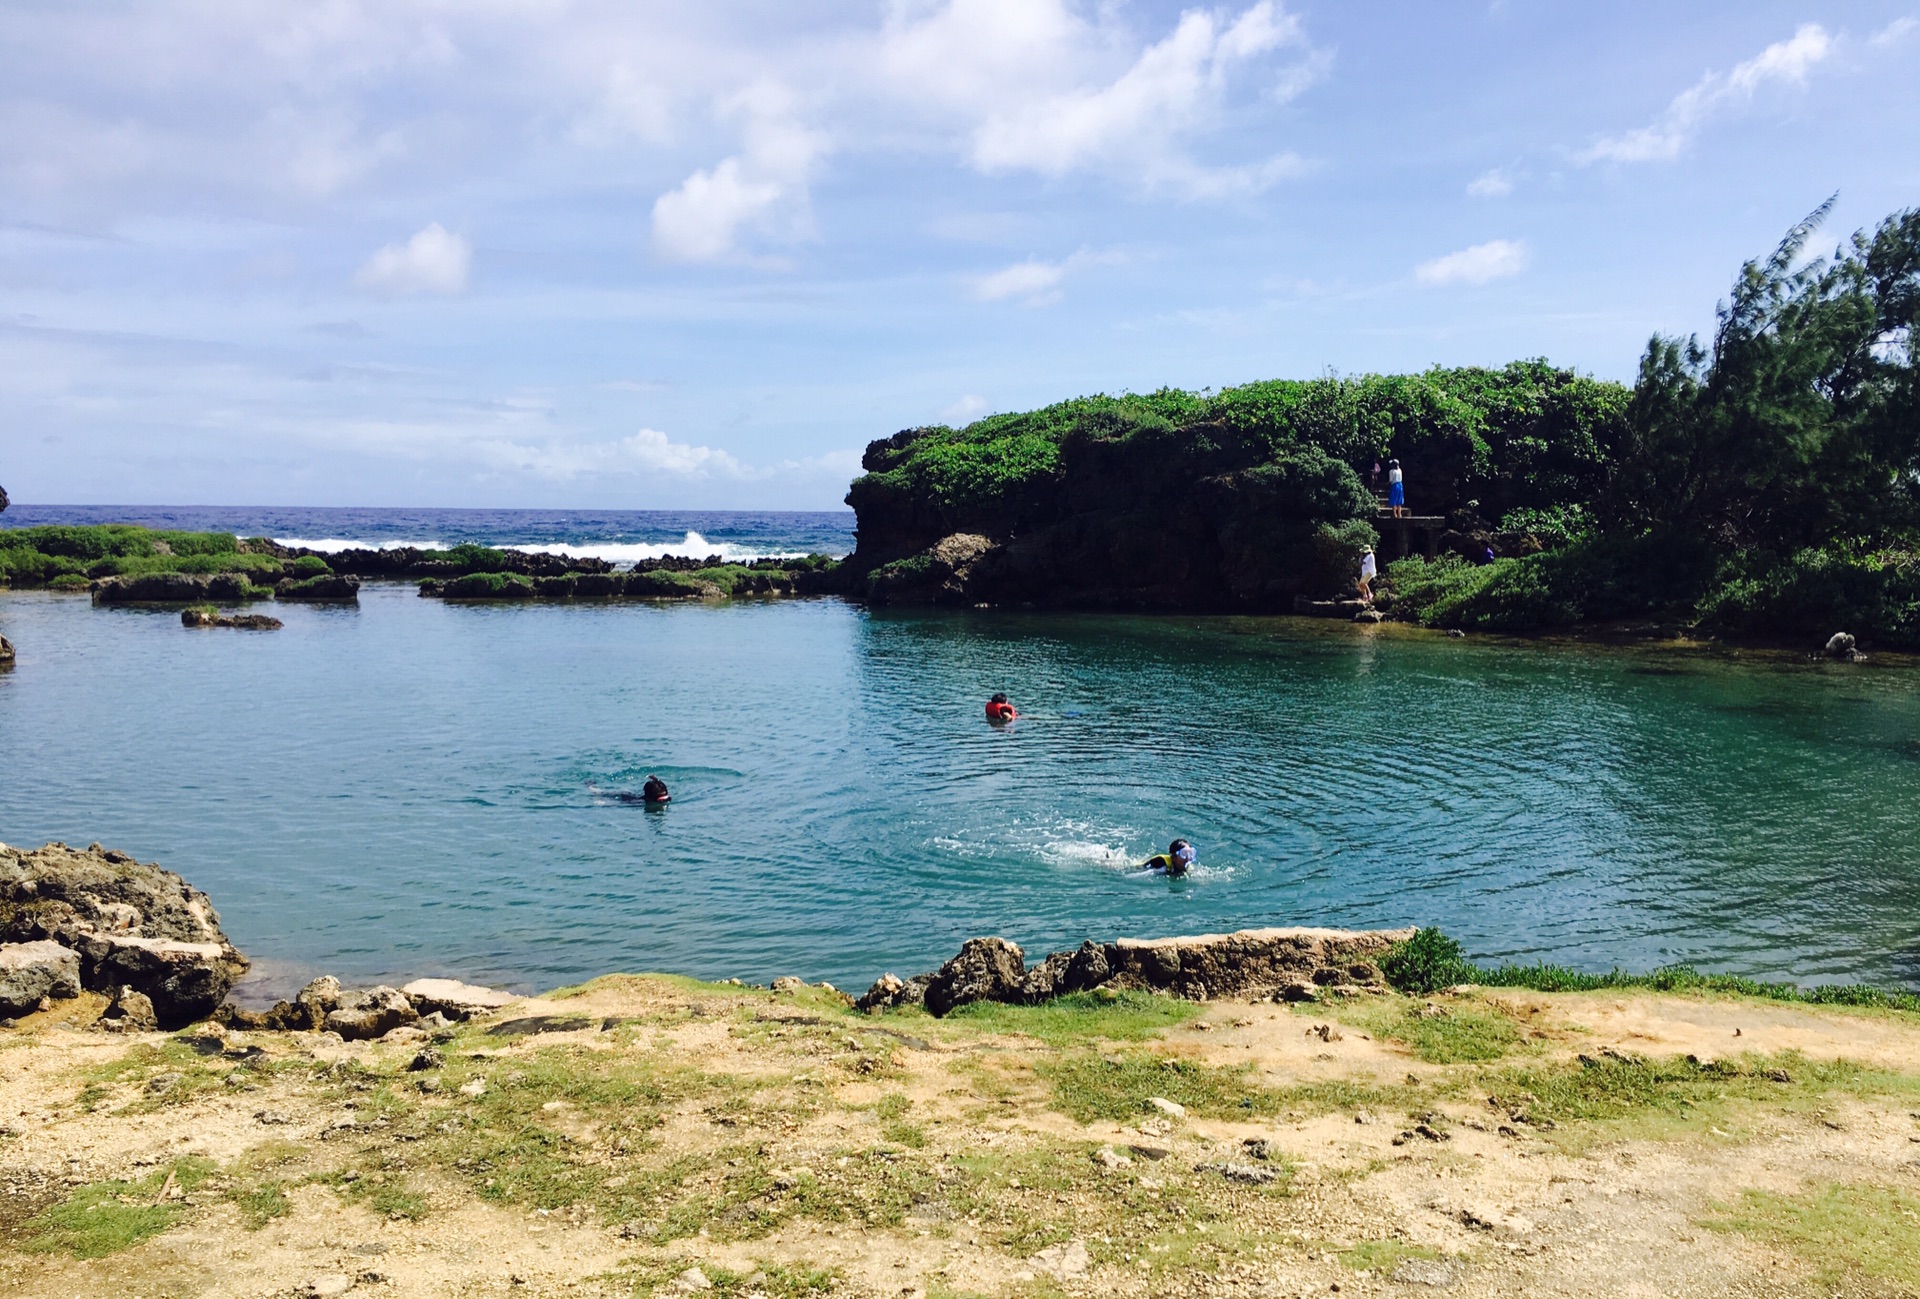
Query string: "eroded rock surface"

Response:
xmin=0 ymin=841 xmax=249 ymax=1027
xmin=876 ymin=925 xmax=1414 ymax=1016
xmin=400 ymin=978 xmax=517 ymax=1020
xmin=91 ymin=572 xmax=256 ymax=604
xmin=0 ymin=939 xmax=82 ymax=1017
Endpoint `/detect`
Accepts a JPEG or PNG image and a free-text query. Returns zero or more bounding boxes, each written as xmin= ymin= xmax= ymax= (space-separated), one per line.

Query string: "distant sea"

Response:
xmin=0 ymin=505 xmax=858 ymax=566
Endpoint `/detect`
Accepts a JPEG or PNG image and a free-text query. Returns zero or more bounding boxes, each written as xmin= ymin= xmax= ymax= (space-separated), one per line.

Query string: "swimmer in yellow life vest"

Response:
xmin=1142 ymin=838 xmax=1195 ymax=877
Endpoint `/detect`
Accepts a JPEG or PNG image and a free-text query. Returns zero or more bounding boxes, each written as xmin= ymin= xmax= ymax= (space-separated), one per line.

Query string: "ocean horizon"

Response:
xmin=0 ymin=504 xmax=859 ymax=568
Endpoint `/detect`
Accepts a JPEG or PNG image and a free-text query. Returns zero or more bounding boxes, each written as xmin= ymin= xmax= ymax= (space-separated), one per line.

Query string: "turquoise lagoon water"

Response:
xmin=2 ymin=585 xmax=1919 ymax=997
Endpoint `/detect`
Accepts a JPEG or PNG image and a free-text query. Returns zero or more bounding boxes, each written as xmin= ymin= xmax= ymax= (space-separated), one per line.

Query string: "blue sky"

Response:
xmin=2 ymin=1 xmax=1916 ymax=510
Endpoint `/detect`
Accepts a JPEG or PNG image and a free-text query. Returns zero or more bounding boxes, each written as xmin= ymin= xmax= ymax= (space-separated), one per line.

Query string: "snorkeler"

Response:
xmin=1142 ymin=839 xmax=1196 ymax=877
xmin=985 ymin=692 xmax=1018 ymax=723
xmin=641 ymin=774 xmax=671 ymax=805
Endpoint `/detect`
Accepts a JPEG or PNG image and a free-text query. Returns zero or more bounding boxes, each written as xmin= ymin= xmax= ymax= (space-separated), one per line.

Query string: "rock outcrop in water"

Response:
xmin=181 ymin=609 xmax=282 ymax=630
xmin=860 ymin=925 xmax=1415 ymax=1015
xmin=92 ymin=572 xmax=257 ymax=604
xmin=0 ymin=842 xmax=249 ymax=1027
xmin=0 ymin=634 xmax=13 ymax=666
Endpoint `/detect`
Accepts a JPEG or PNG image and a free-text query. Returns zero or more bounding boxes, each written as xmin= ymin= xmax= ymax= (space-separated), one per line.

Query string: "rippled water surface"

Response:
xmin=3 ymin=587 xmax=1918 ymax=995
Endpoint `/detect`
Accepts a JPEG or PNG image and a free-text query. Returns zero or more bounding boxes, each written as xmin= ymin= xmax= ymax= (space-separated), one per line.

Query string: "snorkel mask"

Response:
xmin=1174 ymin=844 xmax=1196 ymax=865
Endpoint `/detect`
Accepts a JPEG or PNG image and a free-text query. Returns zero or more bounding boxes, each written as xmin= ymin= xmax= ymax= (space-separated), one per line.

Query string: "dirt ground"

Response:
xmin=3 ymin=976 xmax=1919 ymax=1299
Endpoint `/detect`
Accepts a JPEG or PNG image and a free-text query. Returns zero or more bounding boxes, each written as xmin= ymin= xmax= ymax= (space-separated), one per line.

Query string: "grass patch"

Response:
xmin=228 ymin=1180 xmax=292 ymax=1228
xmin=1381 ymin=927 xmax=1920 ymax=1014
xmin=1340 ymin=1239 xmax=1445 ymax=1273
xmin=23 ymin=1157 xmax=215 ymax=1258
xmin=1704 ymin=1182 xmax=1920 ymax=1290
xmin=1359 ymin=999 xmax=1524 ymax=1064
xmin=939 ymin=991 xmax=1202 ymax=1045
xmin=615 ymin=1257 xmax=840 ymax=1299
xmin=1039 ymin=1053 xmax=1287 ymax=1123
xmin=1485 ymin=1049 xmax=1918 ymax=1150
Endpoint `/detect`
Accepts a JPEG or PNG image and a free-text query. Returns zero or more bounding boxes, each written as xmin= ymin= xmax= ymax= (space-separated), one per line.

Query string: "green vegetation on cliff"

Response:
xmin=847 ymin=202 xmax=1920 ymax=644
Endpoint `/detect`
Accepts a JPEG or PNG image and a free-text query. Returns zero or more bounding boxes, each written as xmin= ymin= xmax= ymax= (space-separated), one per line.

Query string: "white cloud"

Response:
xmin=1871 ymin=16 xmax=1918 ymax=46
xmin=1467 ymin=168 xmax=1512 ymax=198
xmin=1578 ymin=24 xmax=1832 ymax=164
xmin=968 ymin=246 xmax=1122 ymax=305
xmin=476 ymin=428 xmax=748 ymax=481
xmin=972 ymin=258 xmax=1069 ymax=305
xmin=939 ymin=394 xmax=991 ymax=425
xmin=353 ymin=222 xmax=471 ymax=295
xmin=968 ymin=2 xmax=1312 ymax=192
xmin=651 ymin=80 xmax=824 ymax=263
xmin=1415 ymin=239 xmax=1530 ymax=286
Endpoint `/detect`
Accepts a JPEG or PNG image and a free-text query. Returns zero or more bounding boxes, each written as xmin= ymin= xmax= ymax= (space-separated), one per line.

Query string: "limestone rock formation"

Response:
xmin=92 ymin=572 xmax=255 ymax=604
xmin=181 ymin=610 xmax=282 ymax=630
xmin=880 ymin=926 xmax=1415 ymax=1016
xmin=274 ymin=574 xmax=360 ymax=601
xmin=921 ymin=937 xmax=1029 ymax=1016
xmin=0 ymin=842 xmax=249 ymax=1027
xmin=0 ymin=940 xmax=82 ymax=1017
xmin=0 ymin=635 xmax=13 ymax=666
xmin=324 ymin=986 xmax=419 ymax=1041
xmin=400 ymin=978 xmax=516 ymax=1020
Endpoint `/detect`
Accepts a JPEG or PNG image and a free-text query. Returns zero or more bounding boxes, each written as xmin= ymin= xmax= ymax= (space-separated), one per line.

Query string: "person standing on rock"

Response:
xmin=1387 ymin=459 xmax=1405 ymax=517
xmin=1357 ymin=546 xmax=1377 ymax=603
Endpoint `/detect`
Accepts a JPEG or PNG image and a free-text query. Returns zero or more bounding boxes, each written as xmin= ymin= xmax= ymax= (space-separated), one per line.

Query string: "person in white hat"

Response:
xmin=1357 ymin=545 xmax=1377 ymax=603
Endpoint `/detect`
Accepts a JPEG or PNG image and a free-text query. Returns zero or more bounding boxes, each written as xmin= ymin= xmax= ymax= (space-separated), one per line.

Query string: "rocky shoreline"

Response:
xmin=0 ymin=842 xmax=1412 ymax=1041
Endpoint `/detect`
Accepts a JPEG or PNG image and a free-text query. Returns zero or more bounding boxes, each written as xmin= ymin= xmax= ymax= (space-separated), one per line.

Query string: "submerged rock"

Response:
xmin=0 ymin=940 xmax=83 ymax=1017
xmin=0 ymin=842 xmax=249 ymax=1027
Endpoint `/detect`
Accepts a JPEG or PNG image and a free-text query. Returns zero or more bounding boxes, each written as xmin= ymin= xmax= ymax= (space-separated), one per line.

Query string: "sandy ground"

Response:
xmin=3 ymin=979 xmax=1919 ymax=1299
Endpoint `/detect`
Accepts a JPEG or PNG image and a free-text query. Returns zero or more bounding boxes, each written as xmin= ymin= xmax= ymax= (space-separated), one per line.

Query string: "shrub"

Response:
xmin=1380 ymin=928 xmax=1476 ymax=995
xmin=47 ymin=573 xmax=91 ymax=591
xmin=1697 ymin=547 xmax=1920 ymax=647
xmin=1498 ymin=503 xmax=1594 ymax=550
xmin=289 ymin=554 xmax=332 ymax=577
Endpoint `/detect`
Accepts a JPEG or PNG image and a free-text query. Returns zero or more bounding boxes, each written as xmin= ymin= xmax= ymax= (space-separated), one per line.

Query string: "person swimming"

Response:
xmin=985 ymin=692 xmax=1018 ymax=723
xmin=641 ymin=774 xmax=670 ymax=805
xmin=1142 ymin=838 xmax=1196 ymax=877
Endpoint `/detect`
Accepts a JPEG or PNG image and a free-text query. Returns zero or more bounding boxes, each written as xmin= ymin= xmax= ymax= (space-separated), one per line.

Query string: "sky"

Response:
xmin=1 ymin=1 xmax=1917 ymax=510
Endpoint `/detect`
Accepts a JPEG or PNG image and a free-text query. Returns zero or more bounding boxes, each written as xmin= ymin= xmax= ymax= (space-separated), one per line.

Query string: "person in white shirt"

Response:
xmin=1358 ymin=546 xmax=1377 ymax=603
xmin=1387 ymin=459 xmax=1405 ymax=517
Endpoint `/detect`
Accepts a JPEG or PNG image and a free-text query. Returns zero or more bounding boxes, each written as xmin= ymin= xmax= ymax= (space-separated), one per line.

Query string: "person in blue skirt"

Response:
xmin=1387 ymin=458 xmax=1405 ymax=517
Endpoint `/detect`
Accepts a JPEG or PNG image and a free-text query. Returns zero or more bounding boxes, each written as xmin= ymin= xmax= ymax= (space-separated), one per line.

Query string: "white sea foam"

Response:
xmin=1034 ymin=840 xmax=1131 ymax=866
xmin=274 ymin=530 xmax=824 ymax=567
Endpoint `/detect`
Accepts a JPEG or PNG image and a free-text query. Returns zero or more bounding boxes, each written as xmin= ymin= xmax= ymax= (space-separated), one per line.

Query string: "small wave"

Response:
xmin=274 ymin=530 xmax=824 ymax=568
xmin=1034 ymin=840 xmax=1131 ymax=866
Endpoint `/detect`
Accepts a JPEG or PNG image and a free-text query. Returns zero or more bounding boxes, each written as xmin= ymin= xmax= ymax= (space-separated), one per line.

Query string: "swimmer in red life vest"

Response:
xmin=985 ymin=692 xmax=1018 ymax=723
